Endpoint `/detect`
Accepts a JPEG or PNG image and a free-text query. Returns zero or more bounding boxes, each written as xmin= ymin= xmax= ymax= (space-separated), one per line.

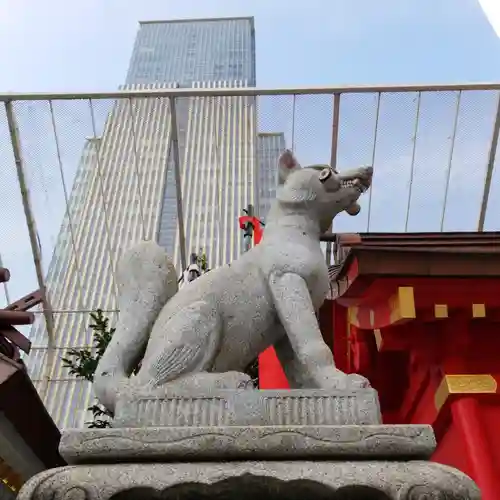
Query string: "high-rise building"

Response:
xmin=160 ymin=81 xmax=258 ymax=268
xmin=257 ymin=132 xmax=286 ymax=220
xmin=127 ymin=18 xmax=258 ymax=268
xmin=126 ymin=18 xmax=256 ymax=86
xmin=27 ymin=18 xmax=258 ymax=429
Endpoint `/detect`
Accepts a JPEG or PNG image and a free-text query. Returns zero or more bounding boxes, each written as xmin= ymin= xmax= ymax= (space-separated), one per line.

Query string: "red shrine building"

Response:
xmin=258 ymin=231 xmax=500 ymax=500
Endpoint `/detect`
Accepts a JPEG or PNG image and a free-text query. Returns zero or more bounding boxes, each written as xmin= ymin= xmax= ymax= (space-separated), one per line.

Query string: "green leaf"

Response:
xmin=68 ymin=309 xmax=118 ymax=426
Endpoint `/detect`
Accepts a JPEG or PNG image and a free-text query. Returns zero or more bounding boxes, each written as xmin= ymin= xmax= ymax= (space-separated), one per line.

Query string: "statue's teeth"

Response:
xmin=340 ymin=179 xmax=361 ymax=189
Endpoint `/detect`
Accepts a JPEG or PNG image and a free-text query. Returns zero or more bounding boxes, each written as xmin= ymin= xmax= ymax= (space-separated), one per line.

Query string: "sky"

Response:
xmin=1 ymin=0 xmax=500 ymax=91
xmin=1 ymin=0 xmax=500 ymax=312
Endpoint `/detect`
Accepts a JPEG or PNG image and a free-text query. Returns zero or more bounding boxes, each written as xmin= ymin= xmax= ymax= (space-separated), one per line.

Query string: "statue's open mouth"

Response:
xmin=340 ymin=178 xmax=367 ymax=194
xmin=315 ymin=164 xmax=372 ymax=195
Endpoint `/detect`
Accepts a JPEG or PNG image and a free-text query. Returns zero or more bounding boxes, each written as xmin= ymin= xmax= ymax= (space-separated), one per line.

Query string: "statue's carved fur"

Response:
xmin=94 ymin=150 xmax=373 ymax=412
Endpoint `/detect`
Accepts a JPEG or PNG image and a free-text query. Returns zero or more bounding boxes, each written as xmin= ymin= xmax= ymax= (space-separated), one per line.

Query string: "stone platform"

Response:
xmin=17 ymin=460 xmax=480 ymax=500
xmin=113 ymin=388 xmax=382 ymax=427
xmin=60 ymin=424 xmax=435 ymax=463
xmin=19 ymin=389 xmax=481 ymax=500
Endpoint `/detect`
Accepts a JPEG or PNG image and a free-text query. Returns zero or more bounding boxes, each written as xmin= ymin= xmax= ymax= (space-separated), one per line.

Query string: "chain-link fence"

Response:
xmin=1 ymin=83 xmax=500 ymax=428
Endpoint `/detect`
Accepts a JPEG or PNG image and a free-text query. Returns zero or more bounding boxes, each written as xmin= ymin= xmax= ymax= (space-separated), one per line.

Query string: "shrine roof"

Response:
xmin=327 ymin=231 xmax=500 ymax=283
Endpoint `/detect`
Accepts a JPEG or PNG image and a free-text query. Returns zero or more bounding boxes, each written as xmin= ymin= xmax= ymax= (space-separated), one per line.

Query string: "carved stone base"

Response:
xmin=60 ymin=425 xmax=435 ymax=463
xmin=42 ymin=391 xmax=479 ymax=499
xmin=18 ymin=461 xmax=480 ymax=500
xmin=114 ymin=388 xmax=382 ymax=427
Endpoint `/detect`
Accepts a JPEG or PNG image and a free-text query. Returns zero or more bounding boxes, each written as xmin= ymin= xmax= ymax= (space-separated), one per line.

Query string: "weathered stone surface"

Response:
xmin=93 ymin=151 xmax=374 ymax=415
xmin=114 ymin=388 xmax=381 ymax=428
xmin=60 ymin=424 xmax=435 ymax=464
xmin=17 ymin=461 xmax=481 ymax=500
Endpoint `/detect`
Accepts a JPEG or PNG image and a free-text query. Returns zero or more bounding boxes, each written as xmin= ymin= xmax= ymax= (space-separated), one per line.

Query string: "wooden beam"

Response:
xmin=5 ymin=290 xmax=42 ymax=312
xmin=0 ymin=327 xmax=31 ymax=354
xmin=472 ymin=304 xmax=486 ymax=318
xmin=0 ymin=311 xmax=34 ymax=326
xmin=0 ymin=268 xmax=10 ymax=283
xmin=434 ymin=374 xmax=498 ymax=411
xmin=348 ymin=286 xmax=416 ymax=329
xmin=434 ymin=304 xmax=448 ymax=319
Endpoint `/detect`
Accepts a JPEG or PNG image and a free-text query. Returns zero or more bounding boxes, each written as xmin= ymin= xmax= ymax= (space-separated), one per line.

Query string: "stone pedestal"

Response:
xmin=114 ymin=388 xmax=382 ymax=427
xmin=18 ymin=390 xmax=481 ymax=500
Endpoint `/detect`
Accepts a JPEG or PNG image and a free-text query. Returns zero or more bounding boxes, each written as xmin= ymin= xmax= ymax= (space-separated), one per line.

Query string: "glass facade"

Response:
xmin=126 ymin=18 xmax=256 ymax=87
xmin=157 ymin=82 xmax=257 ymax=270
xmin=125 ymin=17 xmax=258 ymax=269
xmin=257 ymin=132 xmax=286 ymax=220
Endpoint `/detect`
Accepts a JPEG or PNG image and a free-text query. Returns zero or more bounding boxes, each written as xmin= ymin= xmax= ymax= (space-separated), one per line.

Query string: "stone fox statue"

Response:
xmin=94 ymin=150 xmax=373 ymax=413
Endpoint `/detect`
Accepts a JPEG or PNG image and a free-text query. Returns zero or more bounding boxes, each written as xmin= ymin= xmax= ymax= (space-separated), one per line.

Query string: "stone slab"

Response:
xmin=60 ymin=424 xmax=435 ymax=463
xmin=17 ymin=460 xmax=480 ymax=500
xmin=114 ymin=388 xmax=381 ymax=427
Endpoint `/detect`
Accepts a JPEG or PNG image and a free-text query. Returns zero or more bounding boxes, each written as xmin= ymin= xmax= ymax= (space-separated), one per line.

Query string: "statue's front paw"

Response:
xmin=313 ymin=367 xmax=371 ymax=390
xmin=345 ymin=372 xmax=371 ymax=389
xmin=215 ymin=371 xmax=254 ymax=390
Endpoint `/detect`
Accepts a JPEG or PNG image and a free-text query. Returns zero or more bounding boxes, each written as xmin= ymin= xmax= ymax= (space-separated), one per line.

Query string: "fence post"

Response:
xmin=242 ymin=204 xmax=254 ymax=252
xmin=325 ymin=93 xmax=341 ymax=265
xmin=478 ymin=92 xmax=500 ymax=231
xmin=168 ymin=96 xmax=187 ymax=271
xmin=4 ymin=100 xmax=56 ymax=402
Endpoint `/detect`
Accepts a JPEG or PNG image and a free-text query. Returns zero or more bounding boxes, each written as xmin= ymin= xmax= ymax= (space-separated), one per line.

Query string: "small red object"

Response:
xmin=238 ymin=215 xmax=264 ymax=245
xmin=240 ymin=214 xmax=288 ymax=388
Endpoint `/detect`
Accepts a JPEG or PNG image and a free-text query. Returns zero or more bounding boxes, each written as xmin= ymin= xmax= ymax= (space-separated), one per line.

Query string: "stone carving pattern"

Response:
xmin=114 ymin=390 xmax=381 ymax=427
xmin=16 ymin=462 xmax=480 ymax=500
xmin=59 ymin=425 xmax=436 ymax=463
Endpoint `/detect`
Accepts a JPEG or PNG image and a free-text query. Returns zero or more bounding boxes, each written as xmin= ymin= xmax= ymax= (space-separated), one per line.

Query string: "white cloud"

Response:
xmin=479 ymin=0 xmax=500 ymax=38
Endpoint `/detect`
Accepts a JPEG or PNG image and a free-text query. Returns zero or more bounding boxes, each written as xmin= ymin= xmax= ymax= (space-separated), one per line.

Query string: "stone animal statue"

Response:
xmin=94 ymin=150 xmax=374 ymax=413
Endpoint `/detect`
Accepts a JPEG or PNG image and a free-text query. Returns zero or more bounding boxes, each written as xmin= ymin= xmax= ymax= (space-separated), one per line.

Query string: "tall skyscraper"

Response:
xmin=128 ymin=18 xmax=258 ymax=268
xmin=126 ymin=18 xmax=256 ymax=86
xmin=159 ymin=82 xmax=258 ymax=268
xmin=27 ymin=18 xmax=258 ymax=428
xmin=257 ymin=132 xmax=286 ymax=220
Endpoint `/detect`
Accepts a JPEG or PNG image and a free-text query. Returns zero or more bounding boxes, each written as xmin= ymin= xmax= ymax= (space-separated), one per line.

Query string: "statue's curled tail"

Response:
xmin=93 ymin=241 xmax=178 ymax=413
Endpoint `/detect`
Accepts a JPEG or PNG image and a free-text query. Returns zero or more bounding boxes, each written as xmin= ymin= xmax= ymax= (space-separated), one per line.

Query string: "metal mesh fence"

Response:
xmin=1 ymin=84 xmax=500 ymax=428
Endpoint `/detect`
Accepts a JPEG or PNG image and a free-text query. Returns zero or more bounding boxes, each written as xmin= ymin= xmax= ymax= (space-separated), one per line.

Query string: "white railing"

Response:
xmin=1 ymin=82 xmax=500 ymax=428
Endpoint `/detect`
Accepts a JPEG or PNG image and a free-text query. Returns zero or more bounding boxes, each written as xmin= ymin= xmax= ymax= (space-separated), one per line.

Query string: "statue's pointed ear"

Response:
xmin=278 ymin=149 xmax=302 ymax=185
